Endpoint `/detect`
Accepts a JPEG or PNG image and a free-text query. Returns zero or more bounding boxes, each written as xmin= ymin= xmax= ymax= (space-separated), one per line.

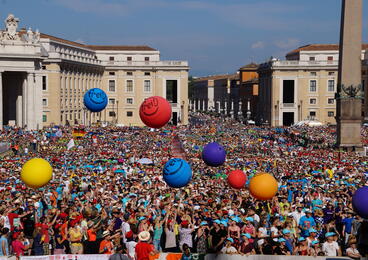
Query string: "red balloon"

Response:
xmin=139 ymin=96 xmax=172 ymax=128
xmin=227 ymin=170 xmax=247 ymax=189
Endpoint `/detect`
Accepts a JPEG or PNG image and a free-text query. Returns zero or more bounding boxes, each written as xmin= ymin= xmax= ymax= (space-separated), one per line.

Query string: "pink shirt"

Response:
xmin=12 ymin=240 xmax=25 ymax=256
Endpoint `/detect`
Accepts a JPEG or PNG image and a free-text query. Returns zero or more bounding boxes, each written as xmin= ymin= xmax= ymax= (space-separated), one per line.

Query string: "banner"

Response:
xmin=20 ymin=254 xmax=352 ymax=260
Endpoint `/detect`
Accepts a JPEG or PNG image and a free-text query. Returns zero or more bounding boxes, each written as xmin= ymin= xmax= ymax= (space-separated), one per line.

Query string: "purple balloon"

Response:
xmin=202 ymin=142 xmax=226 ymax=167
xmin=352 ymin=186 xmax=368 ymax=219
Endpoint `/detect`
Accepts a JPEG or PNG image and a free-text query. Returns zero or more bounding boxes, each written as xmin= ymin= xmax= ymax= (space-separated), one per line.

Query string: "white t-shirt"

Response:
xmin=271 ymin=226 xmax=279 ymax=242
xmin=121 ymin=222 xmax=131 ymax=243
xmin=322 ymin=241 xmax=339 ymax=256
xmin=221 ymin=246 xmax=237 ymax=254
xmin=125 ymin=241 xmax=137 ymax=259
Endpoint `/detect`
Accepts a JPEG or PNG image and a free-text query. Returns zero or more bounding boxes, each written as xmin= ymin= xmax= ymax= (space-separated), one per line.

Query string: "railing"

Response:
xmin=282 ymin=103 xmax=295 ymax=108
xmin=103 ymin=60 xmax=188 ymax=67
xmin=272 ymin=60 xmax=339 ymax=67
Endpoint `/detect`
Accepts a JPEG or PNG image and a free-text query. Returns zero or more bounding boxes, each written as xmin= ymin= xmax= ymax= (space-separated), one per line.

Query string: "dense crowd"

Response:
xmin=0 ymin=112 xmax=367 ymax=259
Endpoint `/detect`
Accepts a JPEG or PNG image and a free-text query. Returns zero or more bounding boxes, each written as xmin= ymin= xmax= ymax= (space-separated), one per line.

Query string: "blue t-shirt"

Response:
xmin=299 ymin=216 xmax=316 ymax=237
xmin=342 ymin=217 xmax=354 ymax=234
xmin=0 ymin=236 xmax=8 ymax=256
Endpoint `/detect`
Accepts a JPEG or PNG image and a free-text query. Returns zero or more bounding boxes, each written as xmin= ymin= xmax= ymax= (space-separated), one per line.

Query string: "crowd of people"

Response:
xmin=0 ymin=112 xmax=367 ymax=259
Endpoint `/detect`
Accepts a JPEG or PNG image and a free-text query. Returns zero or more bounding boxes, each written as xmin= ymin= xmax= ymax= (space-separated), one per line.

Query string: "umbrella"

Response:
xmin=137 ymin=158 xmax=153 ymax=164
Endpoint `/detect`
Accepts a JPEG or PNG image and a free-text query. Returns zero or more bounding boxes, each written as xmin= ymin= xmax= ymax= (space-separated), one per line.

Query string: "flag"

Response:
xmin=67 ymin=139 xmax=75 ymax=150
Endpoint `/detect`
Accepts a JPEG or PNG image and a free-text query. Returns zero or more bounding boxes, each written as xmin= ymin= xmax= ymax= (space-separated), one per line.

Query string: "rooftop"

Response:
xmin=240 ymin=62 xmax=258 ymax=70
xmin=195 ymin=73 xmax=239 ymax=82
xmin=37 ymin=31 xmax=156 ymax=51
xmin=286 ymin=43 xmax=368 ymax=57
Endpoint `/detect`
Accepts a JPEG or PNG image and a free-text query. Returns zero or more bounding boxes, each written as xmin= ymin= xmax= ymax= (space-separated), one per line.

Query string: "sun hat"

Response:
xmin=309 ymin=228 xmax=317 ymax=233
xmin=226 ymin=237 xmax=234 ymax=243
xmin=102 ymin=231 xmax=110 ymax=238
xmin=279 ymin=238 xmax=286 ymax=243
xmin=325 ymin=232 xmax=335 ymax=237
xmin=298 ymin=237 xmax=306 ymax=242
xmin=200 ymin=221 xmax=208 ymax=226
xmin=220 ymin=221 xmax=228 ymax=227
xmin=214 ymin=220 xmax=221 ymax=224
xmin=241 ymin=233 xmax=251 ymax=239
xmin=311 ymin=240 xmax=319 ymax=245
xmin=282 ymin=229 xmax=291 ymax=235
xmin=245 ymin=217 xmax=254 ymax=222
xmin=138 ymin=231 xmax=151 ymax=241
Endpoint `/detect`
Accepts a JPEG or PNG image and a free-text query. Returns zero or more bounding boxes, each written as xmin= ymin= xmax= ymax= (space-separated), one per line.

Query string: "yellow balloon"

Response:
xmin=21 ymin=158 xmax=53 ymax=189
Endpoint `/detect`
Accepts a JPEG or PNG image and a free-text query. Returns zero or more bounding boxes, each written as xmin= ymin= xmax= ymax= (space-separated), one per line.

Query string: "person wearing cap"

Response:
xmin=282 ymin=229 xmax=294 ymax=254
xmin=135 ymin=231 xmax=158 ymax=260
xmin=179 ymin=220 xmax=194 ymax=251
xmin=228 ymin=218 xmax=240 ymax=247
xmin=306 ymin=228 xmax=318 ymax=247
xmin=238 ymin=233 xmax=255 ymax=255
xmin=293 ymin=237 xmax=311 ymax=256
xmin=291 ymin=205 xmax=305 ymax=225
xmin=273 ymin=238 xmax=290 ymax=255
xmin=299 ymin=210 xmax=316 ymax=237
xmin=322 ymin=232 xmax=341 ymax=256
xmin=99 ymin=231 xmax=114 ymax=254
xmin=68 ymin=221 xmax=84 ymax=254
xmin=195 ymin=221 xmax=209 ymax=254
xmin=125 ymin=231 xmax=137 ymax=259
xmin=209 ymin=219 xmax=226 ymax=253
xmin=220 ymin=238 xmax=237 ymax=255
xmin=310 ymin=240 xmax=322 ymax=257
xmin=241 ymin=217 xmax=256 ymax=239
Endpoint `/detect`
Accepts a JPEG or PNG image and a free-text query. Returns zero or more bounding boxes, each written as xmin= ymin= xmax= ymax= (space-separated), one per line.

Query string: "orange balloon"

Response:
xmin=249 ymin=173 xmax=278 ymax=200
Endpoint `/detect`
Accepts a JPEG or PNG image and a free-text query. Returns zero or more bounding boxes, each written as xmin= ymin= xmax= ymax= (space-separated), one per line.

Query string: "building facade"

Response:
xmin=257 ymin=44 xmax=368 ymax=126
xmin=191 ymin=74 xmax=241 ymax=118
xmin=238 ymin=63 xmax=259 ymax=122
xmin=0 ymin=14 xmax=189 ymax=129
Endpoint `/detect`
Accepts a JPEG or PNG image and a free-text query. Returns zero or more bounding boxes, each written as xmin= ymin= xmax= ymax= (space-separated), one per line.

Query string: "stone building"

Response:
xmin=0 ymin=14 xmax=189 ymax=129
xmin=257 ymin=44 xmax=368 ymax=126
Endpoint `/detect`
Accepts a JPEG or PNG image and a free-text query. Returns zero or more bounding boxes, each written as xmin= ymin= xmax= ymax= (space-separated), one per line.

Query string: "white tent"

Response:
xmin=294 ymin=120 xmax=323 ymax=127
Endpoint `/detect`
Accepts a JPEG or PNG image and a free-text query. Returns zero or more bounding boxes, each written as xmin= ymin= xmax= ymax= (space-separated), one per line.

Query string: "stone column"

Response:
xmin=16 ymin=90 xmax=22 ymax=127
xmin=34 ymin=74 xmax=42 ymax=129
xmin=0 ymin=72 xmax=2 ymax=130
xmin=22 ymin=77 xmax=27 ymax=128
xmin=26 ymin=73 xmax=35 ymax=129
xmin=336 ymin=0 xmax=363 ymax=149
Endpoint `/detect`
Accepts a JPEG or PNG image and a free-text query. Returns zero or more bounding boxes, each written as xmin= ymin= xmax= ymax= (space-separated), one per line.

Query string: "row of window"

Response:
xmin=108 ymin=80 xmax=151 ymax=92
xmin=309 ymin=98 xmax=335 ymax=105
xmin=309 ymin=80 xmax=335 ymax=92
xmin=308 ymin=111 xmax=335 ymax=117
xmin=108 ymin=71 xmax=151 ymax=76
xmin=310 ymin=71 xmax=335 ymax=76
xmin=109 ymin=56 xmax=150 ymax=62
xmin=43 ymin=110 xmax=135 ymax=123
xmin=309 ymin=56 xmax=335 ymax=62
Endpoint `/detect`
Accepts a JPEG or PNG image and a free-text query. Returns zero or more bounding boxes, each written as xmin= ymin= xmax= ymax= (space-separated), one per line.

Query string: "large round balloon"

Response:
xmin=202 ymin=142 xmax=226 ymax=167
xmin=352 ymin=186 xmax=368 ymax=219
xmin=83 ymin=88 xmax=108 ymax=112
xmin=163 ymin=158 xmax=192 ymax=188
xmin=21 ymin=158 xmax=53 ymax=189
xmin=227 ymin=170 xmax=247 ymax=189
xmin=139 ymin=96 xmax=172 ymax=128
xmin=249 ymin=173 xmax=278 ymax=200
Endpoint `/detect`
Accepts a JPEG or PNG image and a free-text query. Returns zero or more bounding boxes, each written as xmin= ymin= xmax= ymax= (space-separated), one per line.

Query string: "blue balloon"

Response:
xmin=83 ymin=88 xmax=108 ymax=112
xmin=163 ymin=158 xmax=192 ymax=188
xmin=202 ymin=142 xmax=226 ymax=167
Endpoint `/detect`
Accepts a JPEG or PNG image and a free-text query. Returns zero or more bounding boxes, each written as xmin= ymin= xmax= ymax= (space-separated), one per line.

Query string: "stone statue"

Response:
xmin=34 ymin=29 xmax=40 ymax=43
xmin=338 ymin=84 xmax=363 ymax=99
xmin=2 ymin=14 xmax=20 ymax=41
xmin=26 ymin=27 xmax=33 ymax=43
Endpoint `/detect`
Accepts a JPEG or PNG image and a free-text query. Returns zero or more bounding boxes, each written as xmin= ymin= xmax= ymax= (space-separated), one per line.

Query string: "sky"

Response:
xmin=1 ymin=0 xmax=368 ymax=76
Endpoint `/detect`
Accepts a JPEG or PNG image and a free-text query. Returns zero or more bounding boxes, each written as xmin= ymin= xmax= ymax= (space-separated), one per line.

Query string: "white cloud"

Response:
xmin=275 ymin=38 xmax=301 ymax=49
xmin=251 ymin=41 xmax=265 ymax=49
